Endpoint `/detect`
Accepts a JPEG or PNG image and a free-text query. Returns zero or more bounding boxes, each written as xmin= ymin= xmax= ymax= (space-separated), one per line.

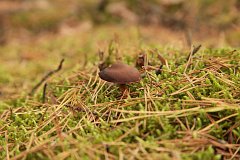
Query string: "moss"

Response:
xmin=0 ymin=24 xmax=239 ymax=159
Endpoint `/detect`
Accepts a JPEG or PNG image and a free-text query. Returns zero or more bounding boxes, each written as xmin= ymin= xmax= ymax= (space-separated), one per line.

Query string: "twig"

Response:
xmin=157 ymin=53 xmax=166 ymax=65
xmin=184 ymin=28 xmax=192 ymax=48
xmin=154 ymin=49 xmax=170 ymax=75
xmin=98 ymin=49 xmax=104 ymax=61
xmin=135 ymin=52 xmax=146 ymax=69
xmin=5 ymin=131 xmax=9 ymax=160
xmin=155 ymin=65 xmax=163 ymax=75
xmin=39 ymin=105 xmax=50 ymax=121
xmin=157 ymin=53 xmax=170 ymax=70
xmin=30 ymin=59 xmax=64 ymax=96
xmin=184 ymin=44 xmax=201 ymax=73
xmin=228 ymin=49 xmax=237 ymax=54
xmin=98 ymin=50 xmax=108 ymax=71
xmin=183 ymin=45 xmax=202 ymax=87
xmin=42 ymin=83 xmax=48 ymax=103
xmin=186 ymin=44 xmax=202 ymax=61
xmin=230 ymin=146 xmax=240 ymax=160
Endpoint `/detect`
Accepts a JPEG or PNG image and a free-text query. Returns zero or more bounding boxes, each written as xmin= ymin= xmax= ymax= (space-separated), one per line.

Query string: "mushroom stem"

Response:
xmin=119 ymin=84 xmax=128 ymax=97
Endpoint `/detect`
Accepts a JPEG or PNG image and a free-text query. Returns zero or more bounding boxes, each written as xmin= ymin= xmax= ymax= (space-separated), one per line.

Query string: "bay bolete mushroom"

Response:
xmin=99 ymin=61 xmax=141 ymax=96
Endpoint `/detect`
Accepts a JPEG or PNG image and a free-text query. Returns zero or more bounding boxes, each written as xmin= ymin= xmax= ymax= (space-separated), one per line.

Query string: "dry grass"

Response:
xmin=0 ymin=36 xmax=239 ymax=159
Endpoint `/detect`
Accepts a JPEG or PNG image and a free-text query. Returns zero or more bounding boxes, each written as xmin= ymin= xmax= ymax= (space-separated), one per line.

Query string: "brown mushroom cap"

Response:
xmin=99 ymin=62 xmax=141 ymax=84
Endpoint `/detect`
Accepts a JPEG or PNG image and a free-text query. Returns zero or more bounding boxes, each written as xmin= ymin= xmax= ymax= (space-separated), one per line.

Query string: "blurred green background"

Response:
xmin=0 ymin=0 xmax=239 ymax=47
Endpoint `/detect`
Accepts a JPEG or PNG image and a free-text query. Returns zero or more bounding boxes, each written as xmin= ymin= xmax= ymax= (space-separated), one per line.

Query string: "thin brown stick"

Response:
xmin=42 ymin=83 xmax=48 ymax=103
xmin=30 ymin=59 xmax=64 ymax=96
xmin=5 ymin=131 xmax=9 ymax=160
xmin=230 ymin=146 xmax=240 ymax=160
xmin=157 ymin=53 xmax=166 ymax=65
xmin=184 ymin=28 xmax=192 ymax=48
xmin=184 ymin=45 xmax=202 ymax=83
xmin=186 ymin=44 xmax=202 ymax=61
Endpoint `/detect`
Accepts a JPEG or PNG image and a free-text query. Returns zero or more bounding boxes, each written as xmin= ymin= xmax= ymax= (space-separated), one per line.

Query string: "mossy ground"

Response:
xmin=0 ymin=25 xmax=240 ymax=160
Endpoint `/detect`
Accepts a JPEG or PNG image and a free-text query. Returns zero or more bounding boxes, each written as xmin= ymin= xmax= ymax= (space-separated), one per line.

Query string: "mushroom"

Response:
xmin=99 ymin=61 xmax=141 ymax=96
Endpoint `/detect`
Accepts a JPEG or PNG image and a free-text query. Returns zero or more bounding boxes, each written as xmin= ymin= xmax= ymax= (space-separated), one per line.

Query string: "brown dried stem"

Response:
xmin=30 ymin=59 xmax=64 ymax=96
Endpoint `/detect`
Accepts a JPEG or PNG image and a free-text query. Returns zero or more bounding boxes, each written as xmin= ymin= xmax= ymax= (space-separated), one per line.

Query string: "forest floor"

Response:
xmin=0 ymin=21 xmax=240 ymax=160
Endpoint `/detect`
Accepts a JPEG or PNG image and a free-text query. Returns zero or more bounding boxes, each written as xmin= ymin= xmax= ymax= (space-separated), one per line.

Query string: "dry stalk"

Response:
xmin=30 ymin=59 xmax=64 ymax=96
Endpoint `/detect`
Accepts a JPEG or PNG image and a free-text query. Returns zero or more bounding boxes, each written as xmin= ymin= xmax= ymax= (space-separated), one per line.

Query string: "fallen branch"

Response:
xmin=30 ymin=59 xmax=64 ymax=96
